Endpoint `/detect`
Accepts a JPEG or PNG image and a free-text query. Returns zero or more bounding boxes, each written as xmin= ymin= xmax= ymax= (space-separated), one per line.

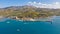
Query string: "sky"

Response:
xmin=0 ymin=0 xmax=60 ymax=8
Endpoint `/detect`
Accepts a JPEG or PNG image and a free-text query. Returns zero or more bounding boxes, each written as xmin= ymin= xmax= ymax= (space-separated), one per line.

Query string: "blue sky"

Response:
xmin=41 ymin=0 xmax=60 ymax=3
xmin=0 ymin=0 xmax=60 ymax=8
xmin=0 ymin=0 xmax=41 ymax=8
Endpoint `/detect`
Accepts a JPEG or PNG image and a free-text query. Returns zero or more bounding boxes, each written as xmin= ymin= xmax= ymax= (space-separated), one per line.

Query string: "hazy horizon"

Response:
xmin=0 ymin=0 xmax=60 ymax=9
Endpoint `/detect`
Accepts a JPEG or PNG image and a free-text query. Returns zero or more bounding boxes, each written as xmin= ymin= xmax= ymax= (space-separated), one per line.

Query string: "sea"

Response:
xmin=0 ymin=16 xmax=60 ymax=34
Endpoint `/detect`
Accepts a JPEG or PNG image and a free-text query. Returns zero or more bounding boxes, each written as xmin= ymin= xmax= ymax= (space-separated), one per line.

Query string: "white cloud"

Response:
xmin=27 ymin=1 xmax=60 ymax=9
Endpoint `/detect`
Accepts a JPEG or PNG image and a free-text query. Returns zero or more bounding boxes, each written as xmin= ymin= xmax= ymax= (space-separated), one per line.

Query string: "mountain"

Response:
xmin=0 ymin=5 xmax=60 ymax=17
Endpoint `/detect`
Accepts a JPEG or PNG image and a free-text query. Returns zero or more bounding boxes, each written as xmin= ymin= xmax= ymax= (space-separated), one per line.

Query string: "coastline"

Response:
xmin=17 ymin=17 xmax=52 ymax=21
xmin=0 ymin=16 xmax=53 ymax=22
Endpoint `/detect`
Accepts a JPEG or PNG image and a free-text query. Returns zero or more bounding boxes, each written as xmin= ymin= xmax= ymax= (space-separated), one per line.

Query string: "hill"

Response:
xmin=0 ymin=5 xmax=60 ymax=18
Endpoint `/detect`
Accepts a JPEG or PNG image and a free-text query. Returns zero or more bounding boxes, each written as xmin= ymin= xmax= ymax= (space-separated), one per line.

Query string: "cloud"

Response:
xmin=27 ymin=1 xmax=60 ymax=9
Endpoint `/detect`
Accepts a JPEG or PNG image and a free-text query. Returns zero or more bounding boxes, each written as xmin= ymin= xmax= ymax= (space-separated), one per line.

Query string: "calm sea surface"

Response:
xmin=0 ymin=16 xmax=60 ymax=34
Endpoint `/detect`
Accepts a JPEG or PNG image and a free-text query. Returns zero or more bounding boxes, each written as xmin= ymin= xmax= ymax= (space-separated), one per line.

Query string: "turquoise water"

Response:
xmin=0 ymin=16 xmax=60 ymax=34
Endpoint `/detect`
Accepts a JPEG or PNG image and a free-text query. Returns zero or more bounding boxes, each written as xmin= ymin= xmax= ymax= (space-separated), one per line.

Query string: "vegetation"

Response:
xmin=0 ymin=5 xmax=60 ymax=19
